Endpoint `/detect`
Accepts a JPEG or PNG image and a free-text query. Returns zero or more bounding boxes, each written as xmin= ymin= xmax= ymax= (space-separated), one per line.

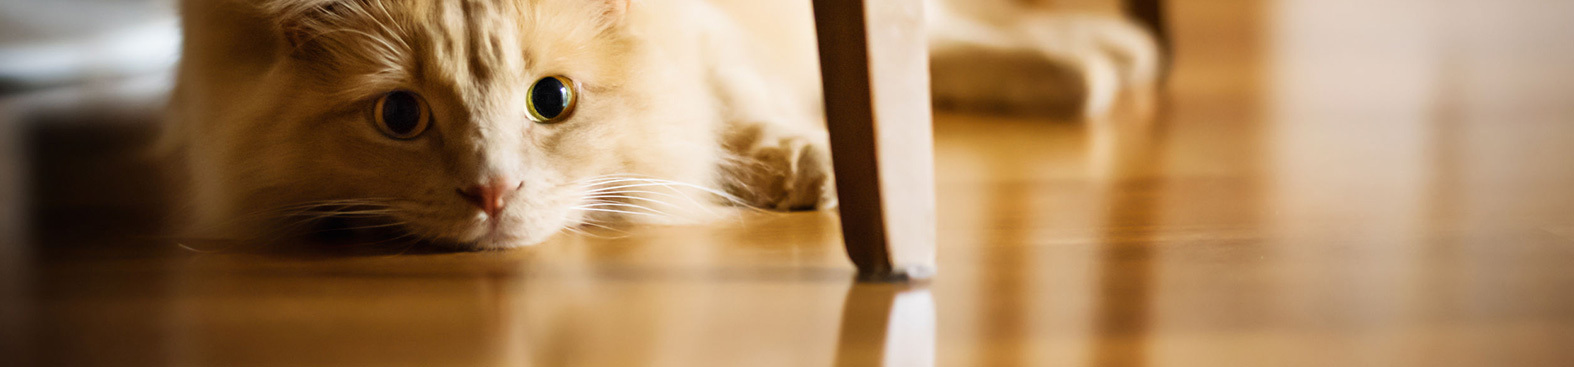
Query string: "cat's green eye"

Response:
xmin=527 ymin=76 xmax=578 ymax=124
xmin=374 ymin=90 xmax=430 ymax=139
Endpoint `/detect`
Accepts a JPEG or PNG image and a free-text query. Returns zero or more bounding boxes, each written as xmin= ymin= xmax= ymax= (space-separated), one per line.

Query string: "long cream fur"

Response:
xmin=163 ymin=0 xmax=1156 ymax=249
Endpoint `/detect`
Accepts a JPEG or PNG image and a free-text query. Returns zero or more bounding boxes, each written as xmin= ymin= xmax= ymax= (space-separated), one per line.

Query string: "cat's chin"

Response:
xmin=405 ymin=197 xmax=581 ymax=250
xmin=440 ymin=216 xmax=562 ymax=250
xmin=465 ymin=231 xmax=543 ymax=250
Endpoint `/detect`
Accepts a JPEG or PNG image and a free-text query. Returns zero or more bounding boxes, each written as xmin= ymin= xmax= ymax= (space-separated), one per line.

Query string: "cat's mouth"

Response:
xmin=438 ymin=204 xmax=571 ymax=249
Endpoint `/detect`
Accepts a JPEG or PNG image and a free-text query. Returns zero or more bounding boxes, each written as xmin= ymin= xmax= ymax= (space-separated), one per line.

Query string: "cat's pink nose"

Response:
xmin=458 ymin=178 xmax=522 ymax=217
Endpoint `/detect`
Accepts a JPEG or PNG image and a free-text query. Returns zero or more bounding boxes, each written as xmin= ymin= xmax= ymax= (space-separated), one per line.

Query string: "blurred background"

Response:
xmin=0 ymin=0 xmax=176 ymax=93
xmin=4 ymin=0 xmax=1574 ymax=366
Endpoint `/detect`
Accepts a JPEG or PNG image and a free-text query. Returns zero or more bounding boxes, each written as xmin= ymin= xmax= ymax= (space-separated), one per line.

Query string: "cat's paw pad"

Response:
xmin=723 ymin=136 xmax=837 ymax=211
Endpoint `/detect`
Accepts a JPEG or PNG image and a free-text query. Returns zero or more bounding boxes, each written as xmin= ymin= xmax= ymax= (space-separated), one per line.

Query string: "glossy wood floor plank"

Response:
xmin=5 ymin=0 xmax=1574 ymax=366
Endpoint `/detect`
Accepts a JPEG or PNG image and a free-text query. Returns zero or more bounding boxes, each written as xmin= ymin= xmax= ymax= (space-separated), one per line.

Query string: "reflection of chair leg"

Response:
xmin=832 ymin=283 xmax=935 ymax=367
xmin=811 ymin=0 xmax=937 ymax=281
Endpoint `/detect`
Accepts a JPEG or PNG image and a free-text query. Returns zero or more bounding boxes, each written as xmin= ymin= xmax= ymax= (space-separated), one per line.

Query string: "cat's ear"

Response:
xmin=598 ymin=0 xmax=632 ymax=28
xmin=278 ymin=16 xmax=316 ymax=51
xmin=258 ymin=0 xmax=348 ymax=51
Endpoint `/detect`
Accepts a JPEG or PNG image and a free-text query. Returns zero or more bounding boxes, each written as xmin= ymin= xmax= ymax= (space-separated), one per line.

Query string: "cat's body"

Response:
xmin=163 ymin=0 xmax=1156 ymax=249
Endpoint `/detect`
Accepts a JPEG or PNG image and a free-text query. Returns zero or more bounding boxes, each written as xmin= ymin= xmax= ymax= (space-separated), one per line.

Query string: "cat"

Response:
xmin=161 ymin=0 xmax=1158 ymax=249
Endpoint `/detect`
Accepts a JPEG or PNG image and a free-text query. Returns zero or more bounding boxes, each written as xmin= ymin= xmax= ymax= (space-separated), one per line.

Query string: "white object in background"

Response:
xmin=0 ymin=0 xmax=179 ymax=89
xmin=0 ymin=19 xmax=179 ymax=88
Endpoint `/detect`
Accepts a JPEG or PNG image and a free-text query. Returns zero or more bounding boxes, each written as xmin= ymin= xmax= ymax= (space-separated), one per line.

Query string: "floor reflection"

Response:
xmin=158 ymin=252 xmax=942 ymax=367
xmin=833 ymin=283 xmax=935 ymax=367
xmin=1087 ymin=122 xmax=1164 ymax=367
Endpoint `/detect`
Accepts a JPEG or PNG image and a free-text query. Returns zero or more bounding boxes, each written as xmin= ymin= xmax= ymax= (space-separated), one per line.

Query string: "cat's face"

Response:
xmin=232 ymin=0 xmax=643 ymax=248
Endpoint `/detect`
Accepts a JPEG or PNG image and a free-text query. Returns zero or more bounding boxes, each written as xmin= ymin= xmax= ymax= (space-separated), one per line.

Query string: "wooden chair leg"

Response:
xmin=811 ymin=0 xmax=937 ymax=281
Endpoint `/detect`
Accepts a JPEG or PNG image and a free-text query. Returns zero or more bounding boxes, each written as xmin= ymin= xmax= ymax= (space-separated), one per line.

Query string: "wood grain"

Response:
xmin=6 ymin=0 xmax=1574 ymax=366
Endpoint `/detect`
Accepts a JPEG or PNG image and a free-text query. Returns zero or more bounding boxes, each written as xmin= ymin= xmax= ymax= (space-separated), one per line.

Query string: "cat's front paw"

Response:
xmin=722 ymin=135 xmax=837 ymax=211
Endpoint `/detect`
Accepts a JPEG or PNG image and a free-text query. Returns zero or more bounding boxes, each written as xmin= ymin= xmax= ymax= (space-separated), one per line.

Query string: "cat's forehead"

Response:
xmin=412 ymin=0 xmax=531 ymax=86
xmin=286 ymin=0 xmax=620 ymax=93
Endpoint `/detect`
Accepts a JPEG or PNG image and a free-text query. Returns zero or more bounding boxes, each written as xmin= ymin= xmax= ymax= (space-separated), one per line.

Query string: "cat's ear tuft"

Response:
xmin=279 ymin=18 xmax=315 ymax=50
xmin=258 ymin=0 xmax=348 ymax=50
xmin=598 ymin=0 xmax=632 ymax=28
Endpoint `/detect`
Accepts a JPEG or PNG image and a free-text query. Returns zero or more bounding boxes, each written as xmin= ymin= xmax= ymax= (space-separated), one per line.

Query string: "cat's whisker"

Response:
xmin=561 ymin=226 xmax=592 ymax=237
xmin=574 ymin=201 xmax=676 ymax=218
xmin=174 ymin=241 xmax=226 ymax=254
xmin=587 ymin=183 xmax=736 ymax=207
xmin=581 ymin=194 xmax=684 ymax=210
xmin=579 ymin=175 xmax=694 ymax=187
xmin=573 ymin=207 xmax=665 ymax=219
xmin=312 ymin=220 xmax=410 ymax=233
xmin=578 ymin=196 xmax=663 ymax=205
xmin=214 ymin=200 xmax=391 ymax=224
xmin=583 ymin=177 xmax=763 ymax=218
xmin=588 ymin=190 xmax=734 ymax=219
xmin=581 ymin=175 xmax=702 ymax=189
xmin=274 ymin=199 xmax=399 ymax=212
xmin=255 ymin=201 xmax=404 ymax=222
xmin=291 ymin=210 xmax=402 ymax=219
xmin=175 ymin=197 xmax=425 ymax=249
xmin=599 ymin=186 xmax=762 ymax=217
xmin=580 ymin=176 xmax=737 ymax=217
xmin=291 ymin=207 xmax=399 ymax=214
xmin=273 ymin=198 xmax=403 ymax=207
xmin=561 ymin=226 xmax=628 ymax=240
xmin=578 ymin=221 xmax=626 ymax=233
xmin=570 ymin=219 xmax=633 ymax=240
xmin=578 ymin=173 xmax=671 ymax=183
xmin=572 ymin=203 xmax=655 ymax=214
xmin=274 ymin=205 xmax=393 ymax=216
xmin=584 ymin=188 xmax=701 ymax=210
xmin=557 ymin=208 xmax=627 ymax=240
xmin=217 ymin=199 xmax=415 ymax=246
xmin=586 ymin=178 xmax=748 ymax=205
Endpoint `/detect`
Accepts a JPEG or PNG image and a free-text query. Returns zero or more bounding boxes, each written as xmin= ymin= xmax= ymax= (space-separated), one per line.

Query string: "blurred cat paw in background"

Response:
xmin=927 ymin=0 xmax=1162 ymax=119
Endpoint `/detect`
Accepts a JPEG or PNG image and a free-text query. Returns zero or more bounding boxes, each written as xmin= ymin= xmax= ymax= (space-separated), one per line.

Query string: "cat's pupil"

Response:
xmin=381 ymin=91 xmax=422 ymax=135
xmin=530 ymin=77 xmax=570 ymax=122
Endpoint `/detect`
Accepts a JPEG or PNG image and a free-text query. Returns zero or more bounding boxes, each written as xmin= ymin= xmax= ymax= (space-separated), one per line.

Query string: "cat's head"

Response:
xmin=194 ymin=0 xmax=707 ymax=248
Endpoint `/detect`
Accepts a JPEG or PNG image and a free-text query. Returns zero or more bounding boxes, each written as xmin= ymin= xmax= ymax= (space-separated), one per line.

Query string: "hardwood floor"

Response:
xmin=5 ymin=0 xmax=1574 ymax=366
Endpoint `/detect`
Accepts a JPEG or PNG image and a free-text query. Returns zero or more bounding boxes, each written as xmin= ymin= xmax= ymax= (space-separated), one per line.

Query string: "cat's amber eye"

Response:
xmin=527 ymin=76 xmax=578 ymax=124
xmin=373 ymin=90 xmax=431 ymax=139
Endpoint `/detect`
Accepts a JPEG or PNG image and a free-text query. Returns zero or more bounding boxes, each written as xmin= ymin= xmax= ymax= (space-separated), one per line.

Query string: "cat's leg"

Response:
xmin=1016 ymin=14 xmax=1162 ymax=99
xmin=707 ymin=63 xmax=836 ymax=211
xmin=928 ymin=10 xmax=1160 ymax=118
xmin=699 ymin=5 xmax=837 ymax=211
xmin=718 ymin=121 xmax=837 ymax=211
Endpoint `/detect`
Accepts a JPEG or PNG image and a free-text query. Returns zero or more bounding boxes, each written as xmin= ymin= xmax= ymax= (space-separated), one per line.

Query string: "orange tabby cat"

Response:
xmin=162 ymin=0 xmax=1156 ymax=249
